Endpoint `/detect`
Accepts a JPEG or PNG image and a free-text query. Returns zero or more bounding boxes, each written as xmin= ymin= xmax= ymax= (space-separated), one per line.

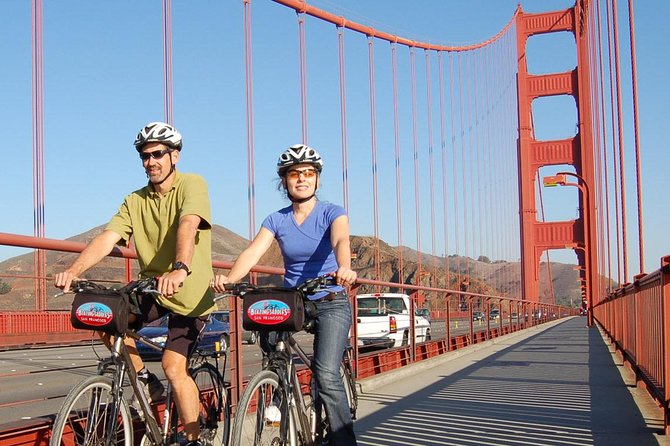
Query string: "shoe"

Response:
xmin=265 ymin=404 xmax=281 ymax=424
xmin=185 ymin=440 xmax=203 ymax=446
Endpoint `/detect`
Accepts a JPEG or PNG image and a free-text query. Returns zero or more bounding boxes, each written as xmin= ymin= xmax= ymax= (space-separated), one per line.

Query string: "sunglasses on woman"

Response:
xmin=286 ymin=168 xmax=317 ymax=180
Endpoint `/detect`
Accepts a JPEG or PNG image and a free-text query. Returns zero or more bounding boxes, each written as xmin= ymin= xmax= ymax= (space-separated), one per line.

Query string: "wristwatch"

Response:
xmin=172 ymin=261 xmax=191 ymax=275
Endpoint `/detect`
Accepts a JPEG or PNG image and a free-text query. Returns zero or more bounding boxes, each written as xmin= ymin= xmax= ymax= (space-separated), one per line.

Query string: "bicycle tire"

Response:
xmin=191 ymin=362 xmax=231 ymax=446
xmin=341 ymin=363 xmax=358 ymax=420
xmin=50 ymin=375 xmax=133 ymax=446
xmin=231 ymin=370 xmax=303 ymax=446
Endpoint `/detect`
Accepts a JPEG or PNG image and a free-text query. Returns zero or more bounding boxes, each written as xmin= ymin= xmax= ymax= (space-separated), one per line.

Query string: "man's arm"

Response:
xmin=158 ymin=214 xmax=201 ymax=297
xmin=330 ymin=215 xmax=357 ymax=286
xmin=54 ymin=230 xmax=123 ymax=291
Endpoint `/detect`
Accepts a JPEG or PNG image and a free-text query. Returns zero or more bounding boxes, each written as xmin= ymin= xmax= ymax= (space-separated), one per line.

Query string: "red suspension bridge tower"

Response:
xmin=516 ymin=2 xmax=598 ymax=322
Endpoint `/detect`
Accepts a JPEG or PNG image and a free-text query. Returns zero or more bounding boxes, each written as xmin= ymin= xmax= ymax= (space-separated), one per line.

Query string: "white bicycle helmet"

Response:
xmin=134 ymin=122 xmax=183 ymax=151
xmin=276 ymin=144 xmax=323 ymax=176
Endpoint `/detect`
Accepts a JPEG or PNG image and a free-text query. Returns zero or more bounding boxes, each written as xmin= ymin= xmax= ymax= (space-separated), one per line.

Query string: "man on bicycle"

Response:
xmin=54 ymin=121 xmax=215 ymax=446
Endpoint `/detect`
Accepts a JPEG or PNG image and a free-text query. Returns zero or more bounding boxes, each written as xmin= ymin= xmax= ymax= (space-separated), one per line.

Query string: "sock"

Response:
xmin=137 ymin=367 xmax=149 ymax=381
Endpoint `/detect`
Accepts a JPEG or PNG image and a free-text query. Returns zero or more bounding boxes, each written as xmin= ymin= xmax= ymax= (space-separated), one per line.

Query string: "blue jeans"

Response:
xmin=312 ymin=292 xmax=357 ymax=445
xmin=261 ymin=292 xmax=357 ymax=445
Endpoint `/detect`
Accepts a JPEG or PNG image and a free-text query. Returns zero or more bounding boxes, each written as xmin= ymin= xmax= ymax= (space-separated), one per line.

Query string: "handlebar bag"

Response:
xmin=242 ymin=288 xmax=305 ymax=332
xmin=70 ymin=289 xmax=129 ymax=335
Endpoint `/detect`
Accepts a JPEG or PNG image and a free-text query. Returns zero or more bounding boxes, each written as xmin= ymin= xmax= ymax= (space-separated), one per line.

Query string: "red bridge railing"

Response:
xmin=0 ymin=231 xmax=574 ymax=445
xmin=593 ymin=254 xmax=670 ymax=434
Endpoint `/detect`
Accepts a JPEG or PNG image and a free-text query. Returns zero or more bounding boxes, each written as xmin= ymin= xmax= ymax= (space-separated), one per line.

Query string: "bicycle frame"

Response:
xmin=108 ymin=333 xmax=168 ymax=445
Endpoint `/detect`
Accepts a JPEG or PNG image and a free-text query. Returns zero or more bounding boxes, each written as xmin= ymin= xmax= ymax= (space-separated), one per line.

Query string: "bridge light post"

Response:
xmin=543 ymin=172 xmax=594 ymax=327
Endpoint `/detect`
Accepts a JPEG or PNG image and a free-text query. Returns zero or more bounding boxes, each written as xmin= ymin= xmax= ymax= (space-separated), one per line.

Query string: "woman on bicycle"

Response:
xmin=212 ymin=143 xmax=357 ymax=445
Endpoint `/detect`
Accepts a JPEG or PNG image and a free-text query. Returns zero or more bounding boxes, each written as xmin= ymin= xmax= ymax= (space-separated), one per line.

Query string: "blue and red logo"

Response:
xmin=247 ymin=300 xmax=291 ymax=325
xmin=74 ymin=302 xmax=114 ymax=326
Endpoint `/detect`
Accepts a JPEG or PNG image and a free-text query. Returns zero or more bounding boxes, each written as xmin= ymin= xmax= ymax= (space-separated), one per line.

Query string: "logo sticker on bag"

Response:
xmin=74 ymin=302 xmax=114 ymax=326
xmin=247 ymin=299 xmax=292 ymax=325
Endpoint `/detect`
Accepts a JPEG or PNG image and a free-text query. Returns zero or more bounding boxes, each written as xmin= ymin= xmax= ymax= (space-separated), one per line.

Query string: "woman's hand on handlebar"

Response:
xmin=211 ymin=274 xmax=231 ymax=294
xmin=335 ymin=267 xmax=357 ymax=287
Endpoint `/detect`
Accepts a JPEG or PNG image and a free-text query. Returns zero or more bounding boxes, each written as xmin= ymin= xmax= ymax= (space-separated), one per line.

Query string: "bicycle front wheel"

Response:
xmin=191 ymin=362 xmax=230 ymax=446
xmin=231 ymin=370 xmax=303 ymax=446
xmin=50 ymin=375 xmax=133 ymax=446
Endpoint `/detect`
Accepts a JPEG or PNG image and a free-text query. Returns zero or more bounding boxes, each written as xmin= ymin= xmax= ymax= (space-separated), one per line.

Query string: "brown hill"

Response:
xmin=0 ymin=227 xmax=585 ymax=311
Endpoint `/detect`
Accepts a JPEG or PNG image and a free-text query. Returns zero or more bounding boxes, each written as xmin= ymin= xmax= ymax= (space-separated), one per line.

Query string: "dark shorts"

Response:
xmin=131 ymin=293 xmax=207 ymax=359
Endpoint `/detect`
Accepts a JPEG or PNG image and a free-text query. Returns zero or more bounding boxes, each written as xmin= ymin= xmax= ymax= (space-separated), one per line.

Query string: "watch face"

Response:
xmin=174 ymin=262 xmax=190 ymax=273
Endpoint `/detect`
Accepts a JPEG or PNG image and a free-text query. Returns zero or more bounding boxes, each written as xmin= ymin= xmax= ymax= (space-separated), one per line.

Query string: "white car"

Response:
xmin=355 ymin=293 xmax=432 ymax=349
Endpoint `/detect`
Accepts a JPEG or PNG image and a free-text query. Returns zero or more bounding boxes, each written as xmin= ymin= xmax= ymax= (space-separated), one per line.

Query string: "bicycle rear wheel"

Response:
xmin=231 ymin=370 xmax=302 ymax=446
xmin=341 ymin=363 xmax=358 ymax=420
xmin=191 ymin=362 xmax=230 ymax=446
xmin=50 ymin=375 xmax=133 ymax=446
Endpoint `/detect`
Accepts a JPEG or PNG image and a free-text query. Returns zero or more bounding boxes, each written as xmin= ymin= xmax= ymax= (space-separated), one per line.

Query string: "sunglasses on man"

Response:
xmin=139 ymin=148 xmax=173 ymax=161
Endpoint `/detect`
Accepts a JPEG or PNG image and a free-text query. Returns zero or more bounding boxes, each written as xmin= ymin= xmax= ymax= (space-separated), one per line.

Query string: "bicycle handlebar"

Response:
xmin=68 ymin=277 xmax=160 ymax=295
xmin=223 ymin=273 xmax=338 ymax=297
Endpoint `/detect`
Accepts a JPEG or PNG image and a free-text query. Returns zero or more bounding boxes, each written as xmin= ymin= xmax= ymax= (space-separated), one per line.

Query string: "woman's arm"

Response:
xmin=330 ymin=215 xmax=357 ymax=286
xmin=211 ymin=227 xmax=275 ymax=292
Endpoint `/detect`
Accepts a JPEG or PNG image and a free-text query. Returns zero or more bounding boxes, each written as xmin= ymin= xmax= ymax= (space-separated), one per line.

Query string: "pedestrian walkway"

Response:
xmin=354 ymin=317 xmax=669 ymax=446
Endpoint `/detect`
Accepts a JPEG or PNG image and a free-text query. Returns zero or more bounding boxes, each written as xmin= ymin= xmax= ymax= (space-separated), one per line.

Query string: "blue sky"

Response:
xmin=0 ymin=0 xmax=667 ymax=283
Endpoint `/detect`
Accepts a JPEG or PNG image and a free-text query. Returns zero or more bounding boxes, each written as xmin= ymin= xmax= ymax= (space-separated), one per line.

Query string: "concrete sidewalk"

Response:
xmin=353 ymin=317 xmax=668 ymax=446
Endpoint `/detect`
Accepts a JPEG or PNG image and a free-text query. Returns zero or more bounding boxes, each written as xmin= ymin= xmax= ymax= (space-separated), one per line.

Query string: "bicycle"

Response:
xmin=49 ymin=278 xmax=231 ymax=446
xmin=226 ymin=275 xmax=358 ymax=446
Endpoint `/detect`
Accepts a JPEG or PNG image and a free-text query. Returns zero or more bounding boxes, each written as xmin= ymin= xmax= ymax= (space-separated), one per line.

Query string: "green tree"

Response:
xmin=0 ymin=280 xmax=11 ymax=295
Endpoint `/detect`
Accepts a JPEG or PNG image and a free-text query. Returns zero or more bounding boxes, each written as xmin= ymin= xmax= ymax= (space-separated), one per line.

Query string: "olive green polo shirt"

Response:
xmin=106 ymin=171 xmax=215 ymax=317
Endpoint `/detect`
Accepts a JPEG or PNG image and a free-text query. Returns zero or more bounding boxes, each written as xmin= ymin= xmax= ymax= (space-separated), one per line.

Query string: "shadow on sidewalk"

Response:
xmin=354 ymin=318 xmax=663 ymax=446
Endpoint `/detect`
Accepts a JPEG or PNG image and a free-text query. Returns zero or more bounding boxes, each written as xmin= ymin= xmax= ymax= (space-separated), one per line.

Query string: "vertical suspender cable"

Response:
xmin=243 ymin=0 xmax=256 ymax=246
xmin=391 ymin=43 xmax=404 ymax=285
xmin=605 ymin=0 xmax=623 ymax=283
xmin=610 ymin=0 xmax=628 ymax=283
xmin=367 ymin=37 xmax=380 ymax=283
xmin=458 ymin=53 xmax=469 ymax=281
xmin=449 ymin=52 xmax=461 ymax=291
xmin=626 ymin=0 xmax=644 ymax=274
xmin=483 ymin=45 xmax=494 ymax=293
xmin=410 ymin=47 xmax=422 ymax=284
xmin=469 ymin=52 xmax=478 ymax=282
xmin=438 ymin=51 xmax=450 ymax=290
xmin=162 ymin=0 xmax=173 ymax=124
xmin=425 ymin=51 xmax=437 ymax=286
xmin=298 ymin=13 xmax=308 ymax=143
xmin=591 ymin=4 xmax=609 ymax=299
xmin=337 ymin=27 xmax=349 ymax=212
xmin=596 ymin=0 xmax=614 ymax=291
xmin=32 ymin=0 xmax=46 ymax=310
xmin=503 ymin=33 xmax=516 ymax=295
xmin=473 ymin=50 xmax=483 ymax=271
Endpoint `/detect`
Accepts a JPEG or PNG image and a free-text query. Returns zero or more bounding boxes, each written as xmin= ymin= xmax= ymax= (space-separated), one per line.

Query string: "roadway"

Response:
xmin=0 ymin=317 xmax=483 ymax=423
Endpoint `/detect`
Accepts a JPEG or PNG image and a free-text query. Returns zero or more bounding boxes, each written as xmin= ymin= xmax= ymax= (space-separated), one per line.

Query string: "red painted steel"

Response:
xmin=627 ymin=0 xmax=644 ymax=274
xmin=594 ymin=256 xmax=670 ymax=433
xmin=271 ymin=0 xmax=519 ymax=51
xmin=609 ymin=0 xmax=629 ymax=283
xmin=515 ymin=5 xmax=598 ymax=315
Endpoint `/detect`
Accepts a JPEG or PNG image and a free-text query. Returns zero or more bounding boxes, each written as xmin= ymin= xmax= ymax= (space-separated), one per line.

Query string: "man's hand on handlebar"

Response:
xmin=54 ymin=270 xmax=80 ymax=294
xmin=158 ymin=269 xmax=188 ymax=299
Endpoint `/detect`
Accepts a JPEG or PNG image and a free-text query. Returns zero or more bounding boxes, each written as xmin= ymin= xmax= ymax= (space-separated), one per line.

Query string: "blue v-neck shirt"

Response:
xmin=261 ymin=201 xmax=346 ymax=299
